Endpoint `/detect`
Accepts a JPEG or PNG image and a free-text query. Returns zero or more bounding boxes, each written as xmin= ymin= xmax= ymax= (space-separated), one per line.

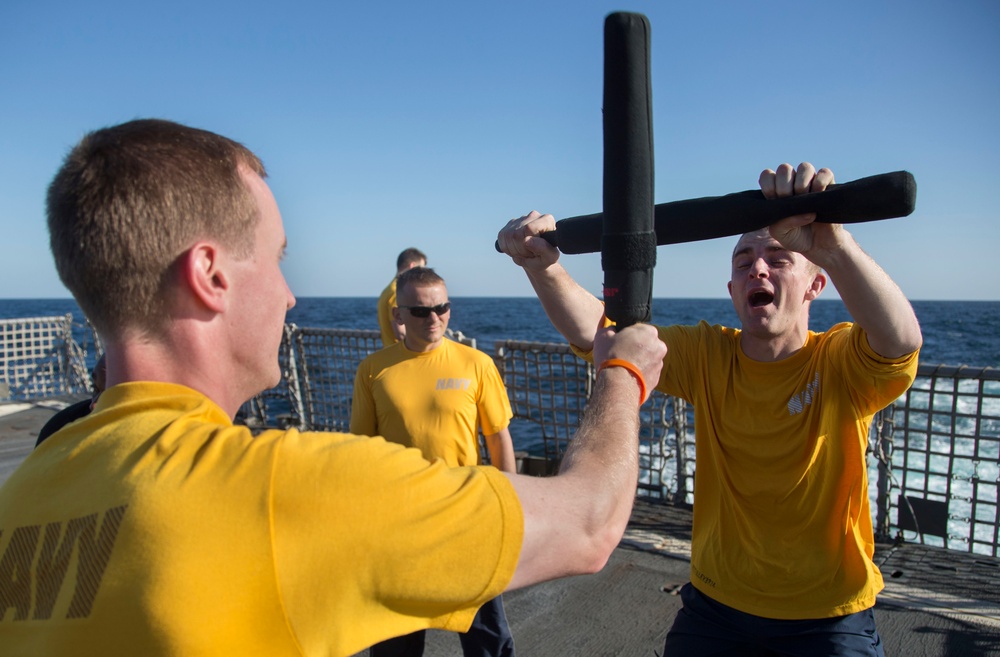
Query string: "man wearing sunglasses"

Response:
xmin=352 ymin=266 xmax=518 ymax=657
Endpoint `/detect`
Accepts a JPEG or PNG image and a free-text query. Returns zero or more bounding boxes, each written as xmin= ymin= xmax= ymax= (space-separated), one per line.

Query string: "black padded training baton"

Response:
xmin=602 ymin=12 xmax=655 ymax=327
xmin=530 ymin=170 xmax=916 ymax=255
xmin=496 ymin=170 xmax=917 ymax=256
xmin=495 ymin=12 xmax=917 ymax=283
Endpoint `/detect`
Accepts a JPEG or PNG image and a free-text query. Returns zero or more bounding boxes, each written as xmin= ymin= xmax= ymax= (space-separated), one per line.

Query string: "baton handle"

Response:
xmin=495 ymin=170 xmax=916 ymax=254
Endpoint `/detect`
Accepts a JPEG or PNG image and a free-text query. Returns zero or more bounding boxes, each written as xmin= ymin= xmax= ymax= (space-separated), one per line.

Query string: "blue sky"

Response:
xmin=1 ymin=0 xmax=997 ymax=301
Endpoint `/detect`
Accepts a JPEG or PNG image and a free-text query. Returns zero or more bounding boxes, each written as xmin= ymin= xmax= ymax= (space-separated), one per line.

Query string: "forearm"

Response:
xmin=485 ymin=429 xmax=517 ymax=474
xmin=525 ymin=264 xmax=605 ymax=350
xmin=505 ymin=367 xmax=641 ymax=589
xmin=556 ymin=367 xmax=641 ymax=543
xmin=818 ymin=235 xmax=922 ymax=358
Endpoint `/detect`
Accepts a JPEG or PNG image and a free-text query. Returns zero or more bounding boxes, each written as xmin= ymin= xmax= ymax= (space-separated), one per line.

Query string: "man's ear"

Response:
xmin=180 ymin=242 xmax=228 ymax=313
xmin=804 ymin=271 xmax=827 ymax=301
xmin=392 ymin=306 xmax=402 ymax=324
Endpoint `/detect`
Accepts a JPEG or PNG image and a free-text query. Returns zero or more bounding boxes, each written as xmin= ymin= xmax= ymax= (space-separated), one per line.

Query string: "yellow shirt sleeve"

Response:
xmin=270 ymin=429 xmax=523 ymax=656
xmin=350 ymin=354 xmax=378 ymax=436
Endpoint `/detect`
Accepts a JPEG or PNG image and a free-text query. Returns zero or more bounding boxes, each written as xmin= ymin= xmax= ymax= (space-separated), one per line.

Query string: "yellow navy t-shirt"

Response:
xmin=0 ymin=382 xmax=523 ymax=656
xmin=351 ymin=338 xmax=512 ymax=468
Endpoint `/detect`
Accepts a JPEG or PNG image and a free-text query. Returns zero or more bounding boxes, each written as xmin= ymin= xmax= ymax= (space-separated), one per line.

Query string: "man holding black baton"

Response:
xmin=497 ymin=162 xmax=921 ymax=656
xmin=0 ymin=118 xmax=666 ymax=657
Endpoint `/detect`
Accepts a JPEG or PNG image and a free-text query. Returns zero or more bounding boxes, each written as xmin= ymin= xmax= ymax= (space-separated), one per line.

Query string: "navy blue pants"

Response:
xmin=370 ymin=595 xmax=514 ymax=657
xmin=663 ymin=584 xmax=885 ymax=657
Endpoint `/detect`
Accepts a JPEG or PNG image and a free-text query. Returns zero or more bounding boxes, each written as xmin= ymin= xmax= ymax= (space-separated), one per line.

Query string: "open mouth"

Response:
xmin=748 ymin=290 xmax=774 ymax=308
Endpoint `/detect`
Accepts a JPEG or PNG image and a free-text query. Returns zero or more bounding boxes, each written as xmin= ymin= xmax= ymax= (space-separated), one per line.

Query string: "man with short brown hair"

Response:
xmin=0 ymin=118 xmax=666 ymax=657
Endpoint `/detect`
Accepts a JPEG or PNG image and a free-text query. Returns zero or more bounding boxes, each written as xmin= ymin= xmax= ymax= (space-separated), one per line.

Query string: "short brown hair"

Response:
xmin=396 ymin=266 xmax=445 ymax=298
xmin=47 ymin=119 xmax=265 ymax=338
xmin=396 ymin=247 xmax=427 ymax=272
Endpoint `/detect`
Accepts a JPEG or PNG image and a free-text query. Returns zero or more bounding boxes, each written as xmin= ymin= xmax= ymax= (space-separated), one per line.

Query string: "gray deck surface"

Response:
xmin=2 ymin=399 xmax=998 ymax=656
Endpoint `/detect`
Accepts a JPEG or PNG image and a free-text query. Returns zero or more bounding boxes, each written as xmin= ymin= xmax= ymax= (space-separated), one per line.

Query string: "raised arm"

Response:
xmin=497 ymin=211 xmax=606 ymax=351
xmin=762 ymin=163 xmax=922 ymax=359
xmin=504 ymin=322 xmax=666 ymax=590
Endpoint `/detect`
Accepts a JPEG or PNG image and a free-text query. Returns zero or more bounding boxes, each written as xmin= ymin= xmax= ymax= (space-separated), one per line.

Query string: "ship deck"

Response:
xmin=2 ymin=399 xmax=998 ymax=656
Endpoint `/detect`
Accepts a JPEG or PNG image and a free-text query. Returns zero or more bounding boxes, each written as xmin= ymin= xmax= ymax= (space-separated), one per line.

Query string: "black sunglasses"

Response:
xmin=399 ymin=302 xmax=451 ymax=318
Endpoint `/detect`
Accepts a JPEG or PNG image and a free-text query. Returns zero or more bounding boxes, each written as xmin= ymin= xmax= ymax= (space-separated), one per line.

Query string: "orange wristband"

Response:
xmin=597 ymin=358 xmax=647 ymax=405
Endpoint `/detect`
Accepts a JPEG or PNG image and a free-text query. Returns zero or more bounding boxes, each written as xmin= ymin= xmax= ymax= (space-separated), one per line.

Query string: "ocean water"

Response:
xmin=5 ymin=297 xmax=999 ymax=540
xmin=3 ymin=297 xmax=995 ymax=368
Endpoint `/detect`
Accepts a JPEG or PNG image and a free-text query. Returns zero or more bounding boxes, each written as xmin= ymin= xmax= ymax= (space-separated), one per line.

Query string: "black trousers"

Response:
xmin=370 ymin=595 xmax=514 ymax=657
